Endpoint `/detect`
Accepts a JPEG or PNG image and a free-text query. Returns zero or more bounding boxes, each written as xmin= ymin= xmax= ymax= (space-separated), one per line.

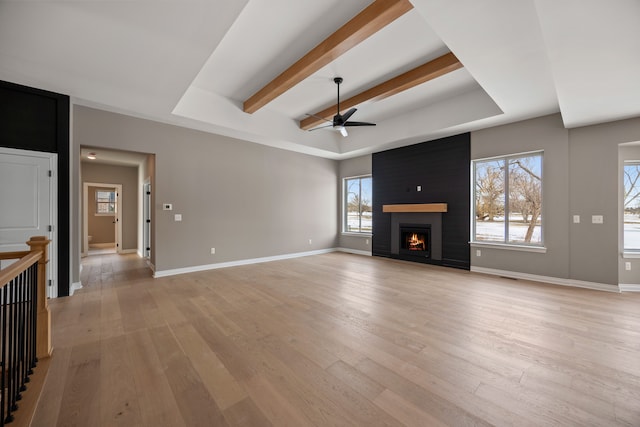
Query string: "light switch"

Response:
xmin=417 ymin=185 xmax=422 ymax=192
xmin=592 ymin=215 xmax=603 ymax=224
xmin=573 ymin=215 xmax=580 ymax=224
xmin=174 ymin=214 xmax=182 ymax=222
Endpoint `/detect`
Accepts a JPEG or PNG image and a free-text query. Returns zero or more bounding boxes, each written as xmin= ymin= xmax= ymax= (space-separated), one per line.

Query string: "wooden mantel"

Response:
xmin=382 ymin=203 xmax=448 ymax=213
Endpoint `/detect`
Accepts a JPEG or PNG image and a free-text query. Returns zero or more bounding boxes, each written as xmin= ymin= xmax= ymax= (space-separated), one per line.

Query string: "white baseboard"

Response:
xmin=337 ymin=247 xmax=372 ymax=256
xmin=619 ymin=283 xmax=640 ymax=292
xmin=470 ymin=266 xmax=620 ymax=293
xmin=153 ymin=248 xmax=336 ymax=278
xmin=119 ymin=249 xmax=137 ymax=254
xmin=69 ymin=281 xmax=83 ymax=296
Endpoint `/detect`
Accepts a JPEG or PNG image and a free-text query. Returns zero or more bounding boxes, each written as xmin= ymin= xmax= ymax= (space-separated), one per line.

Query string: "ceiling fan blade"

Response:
xmin=305 ymin=113 xmax=332 ymax=124
xmin=344 ymin=121 xmax=376 ymax=127
xmin=338 ymin=126 xmax=348 ymax=137
xmin=341 ymin=108 xmax=357 ymax=122
xmin=309 ymin=123 xmax=333 ymax=131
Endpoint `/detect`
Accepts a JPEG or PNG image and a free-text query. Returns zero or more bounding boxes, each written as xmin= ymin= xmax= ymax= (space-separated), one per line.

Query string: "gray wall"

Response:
xmin=472 ymin=113 xmax=640 ymax=286
xmin=338 ymin=154 xmax=372 ymax=253
xmin=81 ymin=162 xmax=139 ymax=252
xmin=73 ymin=106 xmax=338 ymax=274
xmin=71 ymin=106 xmax=640 ymax=286
xmin=570 ymin=119 xmax=640 ymax=285
xmin=471 ymin=114 xmax=570 ymax=279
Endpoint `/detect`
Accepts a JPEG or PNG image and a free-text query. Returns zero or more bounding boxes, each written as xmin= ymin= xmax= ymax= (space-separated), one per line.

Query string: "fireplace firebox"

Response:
xmin=399 ymin=223 xmax=431 ymax=258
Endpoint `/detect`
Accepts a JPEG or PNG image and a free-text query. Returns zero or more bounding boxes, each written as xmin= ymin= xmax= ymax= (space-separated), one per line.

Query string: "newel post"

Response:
xmin=26 ymin=236 xmax=52 ymax=359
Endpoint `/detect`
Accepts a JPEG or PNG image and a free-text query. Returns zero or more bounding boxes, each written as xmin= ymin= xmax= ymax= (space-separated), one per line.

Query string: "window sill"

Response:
xmin=622 ymin=252 xmax=640 ymax=259
xmin=342 ymin=232 xmax=372 ymax=237
xmin=470 ymin=242 xmax=547 ymax=253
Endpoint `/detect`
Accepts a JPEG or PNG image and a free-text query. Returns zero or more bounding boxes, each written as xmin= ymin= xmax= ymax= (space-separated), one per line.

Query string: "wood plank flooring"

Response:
xmin=32 ymin=253 xmax=640 ymax=426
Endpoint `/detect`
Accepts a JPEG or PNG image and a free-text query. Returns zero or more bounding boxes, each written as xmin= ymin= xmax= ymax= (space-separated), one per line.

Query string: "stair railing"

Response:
xmin=0 ymin=236 xmax=51 ymax=425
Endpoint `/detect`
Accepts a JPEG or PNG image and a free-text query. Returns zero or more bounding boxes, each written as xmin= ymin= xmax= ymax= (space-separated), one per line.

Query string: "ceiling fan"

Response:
xmin=309 ymin=77 xmax=376 ymax=137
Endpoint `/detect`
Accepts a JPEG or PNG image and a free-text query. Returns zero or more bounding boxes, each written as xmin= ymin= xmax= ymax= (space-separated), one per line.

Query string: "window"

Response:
xmin=473 ymin=152 xmax=543 ymax=246
xmin=96 ymin=190 xmax=116 ymax=215
xmin=344 ymin=175 xmax=372 ymax=234
xmin=624 ymin=162 xmax=640 ymax=250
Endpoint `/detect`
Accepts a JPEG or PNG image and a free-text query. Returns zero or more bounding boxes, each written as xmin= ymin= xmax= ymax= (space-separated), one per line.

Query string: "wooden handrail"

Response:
xmin=0 ymin=251 xmax=30 ymax=262
xmin=0 ymin=252 xmax=41 ymax=288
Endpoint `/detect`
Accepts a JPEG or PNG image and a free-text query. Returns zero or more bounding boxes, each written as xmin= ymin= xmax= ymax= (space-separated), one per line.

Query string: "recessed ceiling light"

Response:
xmin=87 ymin=152 xmax=97 ymax=160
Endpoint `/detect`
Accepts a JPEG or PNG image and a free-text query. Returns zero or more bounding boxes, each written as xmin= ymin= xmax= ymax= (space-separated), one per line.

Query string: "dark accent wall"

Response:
xmin=0 ymin=80 xmax=70 ymax=296
xmin=372 ymin=133 xmax=470 ymax=269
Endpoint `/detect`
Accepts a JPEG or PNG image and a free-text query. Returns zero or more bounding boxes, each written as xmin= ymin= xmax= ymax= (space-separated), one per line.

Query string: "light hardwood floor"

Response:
xmin=31 ymin=253 xmax=640 ymax=426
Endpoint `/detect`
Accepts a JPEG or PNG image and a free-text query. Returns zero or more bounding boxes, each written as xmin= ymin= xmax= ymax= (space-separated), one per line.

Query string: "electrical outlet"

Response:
xmin=308 ymin=239 xmax=312 ymax=245
xmin=625 ymin=262 xmax=631 ymax=271
xmin=476 ymin=249 xmax=481 ymax=257
xmin=210 ymin=248 xmax=215 ymax=255
xmin=573 ymin=215 xmax=580 ymax=224
xmin=592 ymin=215 xmax=604 ymax=224
xmin=365 ymin=239 xmax=369 ymax=245
xmin=163 ymin=203 xmax=172 ymax=210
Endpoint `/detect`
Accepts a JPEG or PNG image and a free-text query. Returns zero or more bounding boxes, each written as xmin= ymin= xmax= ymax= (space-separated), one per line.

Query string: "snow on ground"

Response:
xmin=475 ymin=221 xmax=541 ymax=244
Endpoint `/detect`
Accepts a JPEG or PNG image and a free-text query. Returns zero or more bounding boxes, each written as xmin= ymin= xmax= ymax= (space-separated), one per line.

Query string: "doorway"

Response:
xmin=83 ymin=182 xmax=122 ymax=256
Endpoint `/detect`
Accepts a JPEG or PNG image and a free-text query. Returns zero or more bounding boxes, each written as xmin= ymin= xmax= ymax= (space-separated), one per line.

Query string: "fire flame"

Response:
xmin=407 ymin=233 xmax=425 ymax=251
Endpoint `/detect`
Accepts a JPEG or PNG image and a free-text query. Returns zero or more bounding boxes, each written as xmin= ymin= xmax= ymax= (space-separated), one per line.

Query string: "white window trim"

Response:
xmin=342 ymin=174 xmax=372 ymax=235
xmin=471 ymin=150 xmax=544 ymax=249
xmin=470 ymin=241 xmax=547 ymax=253
xmin=342 ymin=231 xmax=371 ymax=237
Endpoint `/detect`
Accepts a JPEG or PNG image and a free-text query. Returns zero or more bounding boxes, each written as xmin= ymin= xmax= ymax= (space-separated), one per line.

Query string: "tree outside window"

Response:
xmin=473 ymin=152 xmax=542 ymax=245
xmin=623 ymin=163 xmax=640 ymax=250
xmin=344 ymin=176 xmax=372 ymax=233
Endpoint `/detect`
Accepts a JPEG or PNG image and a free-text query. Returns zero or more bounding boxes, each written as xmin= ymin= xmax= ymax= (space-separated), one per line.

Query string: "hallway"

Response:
xmin=80 ymin=253 xmax=152 ymax=290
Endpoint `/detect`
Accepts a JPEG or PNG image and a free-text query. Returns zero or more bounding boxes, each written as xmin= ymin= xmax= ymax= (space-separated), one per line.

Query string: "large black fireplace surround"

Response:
xmin=372 ymin=133 xmax=470 ymax=269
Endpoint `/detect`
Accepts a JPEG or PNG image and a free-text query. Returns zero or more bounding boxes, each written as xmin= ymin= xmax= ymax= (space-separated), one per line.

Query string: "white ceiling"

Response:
xmin=1 ymin=0 xmax=639 ymax=160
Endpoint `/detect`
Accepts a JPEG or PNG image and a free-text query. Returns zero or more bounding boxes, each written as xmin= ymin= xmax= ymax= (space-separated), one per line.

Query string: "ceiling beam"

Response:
xmin=242 ymin=0 xmax=414 ymax=114
xmin=299 ymin=52 xmax=463 ymax=130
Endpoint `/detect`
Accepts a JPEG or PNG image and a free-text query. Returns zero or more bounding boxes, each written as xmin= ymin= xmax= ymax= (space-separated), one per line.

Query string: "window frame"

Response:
xmin=623 ymin=161 xmax=640 ymax=253
xmin=342 ymin=174 xmax=372 ymax=236
xmin=95 ymin=189 xmax=116 ymax=216
xmin=471 ymin=150 xmax=544 ymax=249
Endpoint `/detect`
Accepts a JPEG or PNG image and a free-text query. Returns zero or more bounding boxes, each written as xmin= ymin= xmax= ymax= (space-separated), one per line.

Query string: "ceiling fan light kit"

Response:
xmin=309 ymin=77 xmax=376 ymax=137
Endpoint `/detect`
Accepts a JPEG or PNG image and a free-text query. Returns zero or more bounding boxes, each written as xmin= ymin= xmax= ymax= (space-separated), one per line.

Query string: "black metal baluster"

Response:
xmin=1 ymin=284 xmax=7 ymax=426
xmin=0 ymin=258 xmax=42 ymax=426
xmin=26 ymin=265 xmax=35 ymax=375
xmin=6 ymin=279 xmax=15 ymax=423
xmin=18 ymin=272 xmax=26 ymax=395
xmin=31 ymin=264 xmax=37 ymax=368
xmin=13 ymin=274 xmax=22 ymax=404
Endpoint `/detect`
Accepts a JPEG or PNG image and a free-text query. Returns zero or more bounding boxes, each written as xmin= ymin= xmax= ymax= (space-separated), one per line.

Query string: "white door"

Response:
xmin=143 ymin=181 xmax=151 ymax=258
xmin=0 ymin=148 xmax=56 ymax=297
